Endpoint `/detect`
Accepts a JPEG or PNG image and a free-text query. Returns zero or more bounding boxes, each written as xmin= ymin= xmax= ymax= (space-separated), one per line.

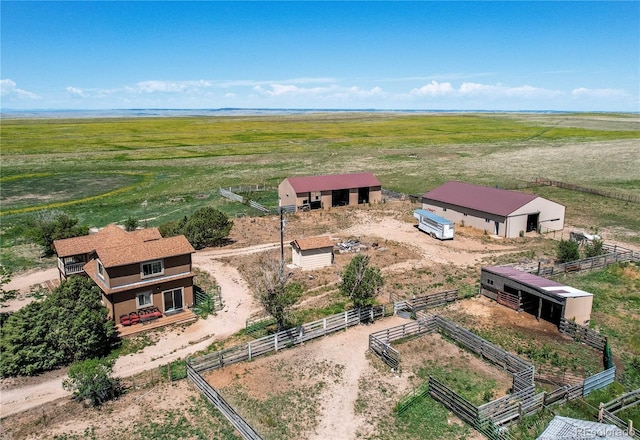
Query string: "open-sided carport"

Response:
xmin=480 ymin=266 xmax=593 ymax=326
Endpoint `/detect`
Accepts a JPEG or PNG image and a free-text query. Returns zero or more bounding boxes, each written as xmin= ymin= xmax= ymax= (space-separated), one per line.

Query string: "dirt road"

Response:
xmin=1 ymin=250 xmax=261 ymax=418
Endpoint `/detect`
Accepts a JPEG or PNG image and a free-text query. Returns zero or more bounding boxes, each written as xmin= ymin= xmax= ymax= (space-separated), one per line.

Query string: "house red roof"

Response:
xmin=53 ymin=224 xmax=194 ymax=268
xmin=422 ymin=181 xmax=537 ymax=217
xmin=286 ymin=172 xmax=381 ymax=193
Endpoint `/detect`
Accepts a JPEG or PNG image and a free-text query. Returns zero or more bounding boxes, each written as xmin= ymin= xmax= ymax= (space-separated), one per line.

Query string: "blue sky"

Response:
xmin=1 ymin=1 xmax=638 ymax=111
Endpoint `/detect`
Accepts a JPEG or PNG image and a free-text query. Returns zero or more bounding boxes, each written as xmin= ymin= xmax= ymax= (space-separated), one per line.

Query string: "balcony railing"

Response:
xmin=59 ymin=259 xmax=85 ymax=276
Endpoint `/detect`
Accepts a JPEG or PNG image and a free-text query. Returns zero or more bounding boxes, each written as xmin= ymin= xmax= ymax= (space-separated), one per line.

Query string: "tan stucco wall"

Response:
xmin=293 ymin=247 xmax=333 ymax=270
xmin=563 ymin=296 xmax=593 ymax=326
xmin=278 ymin=179 xmax=297 ymax=208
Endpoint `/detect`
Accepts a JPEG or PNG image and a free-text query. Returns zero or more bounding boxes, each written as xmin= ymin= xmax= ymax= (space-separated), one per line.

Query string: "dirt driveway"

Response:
xmin=0 ymin=201 xmax=576 ymax=436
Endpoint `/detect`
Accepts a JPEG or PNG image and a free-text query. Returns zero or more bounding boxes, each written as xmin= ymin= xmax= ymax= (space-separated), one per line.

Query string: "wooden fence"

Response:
xmin=534 ymin=178 xmax=640 ymax=204
xmin=219 ymin=187 xmax=272 ymax=213
xmin=390 ymin=288 xmax=461 ymax=313
xmin=603 ymin=388 xmax=640 ymax=413
xmin=383 ymin=314 xmax=621 ymax=437
xmin=559 ymin=318 xmax=607 ymax=351
xmin=532 ymin=250 xmax=638 ymax=277
xmin=598 ymin=402 xmax=640 ymax=440
xmin=187 ymin=363 xmax=263 ymax=440
xmin=190 ymin=305 xmax=387 ymax=374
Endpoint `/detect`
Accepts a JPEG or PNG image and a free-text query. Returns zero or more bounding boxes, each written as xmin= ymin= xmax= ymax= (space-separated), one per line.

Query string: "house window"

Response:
xmin=137 ymin=291 xmax=152 ymax=308
xmin=97 ymin=260 xmax=105 ymax=279
xmin=442 ymin=208 xmax=447 ymax=212
xmin=141 ymin=260 xmax=163 ymax=278
xmin=487 ymin=279 xmax=494 ymax=286
xmin=463 ymin=213 xmax=468 ymax=216
xmin=485 ymin=218 xmax=491 ymax=223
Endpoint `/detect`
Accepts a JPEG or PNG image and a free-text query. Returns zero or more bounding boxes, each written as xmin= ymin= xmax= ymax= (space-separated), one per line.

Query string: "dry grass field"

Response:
xmin=1 ymin=113 xmax=639 ymax=439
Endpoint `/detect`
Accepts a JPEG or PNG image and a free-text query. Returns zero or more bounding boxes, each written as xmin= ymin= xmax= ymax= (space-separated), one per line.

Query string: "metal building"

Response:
xmin=421 ymin=181 xmax=565 ymax=238
xmin=279 ymin=172 xmax=382 ymax=212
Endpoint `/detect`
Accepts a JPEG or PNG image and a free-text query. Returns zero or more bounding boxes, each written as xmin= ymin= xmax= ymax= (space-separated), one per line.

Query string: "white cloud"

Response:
xmin=0 ymin=79 xmax=39 ymax=99
xmin=410 ymin=81 xmax=455 ymax=96
xmin=131 ymin=80 xmax=212 ymax=94
xmin=410 ymin=81 xmax=562 ymax=100
xmin=571 ymin=87 xmax=627 ymax=98
xmin=66 ymin=86 xmax=86 ymax=97
xmin=253 ymin=84 xmax=384 ymax=101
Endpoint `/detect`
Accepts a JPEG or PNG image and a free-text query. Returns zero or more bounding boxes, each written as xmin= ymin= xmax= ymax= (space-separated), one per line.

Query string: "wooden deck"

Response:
xmin=117 ymin=309 xmax=197 ymax=337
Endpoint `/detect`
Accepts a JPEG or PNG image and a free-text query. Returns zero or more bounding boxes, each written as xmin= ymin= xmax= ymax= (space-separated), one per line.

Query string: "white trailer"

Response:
xmin=413 ymin=209 xmax=454 ymax=240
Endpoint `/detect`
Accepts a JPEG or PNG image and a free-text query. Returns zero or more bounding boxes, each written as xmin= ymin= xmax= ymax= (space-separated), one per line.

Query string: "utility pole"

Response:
xmin=279 ymin=207 xmax=285 ymax=271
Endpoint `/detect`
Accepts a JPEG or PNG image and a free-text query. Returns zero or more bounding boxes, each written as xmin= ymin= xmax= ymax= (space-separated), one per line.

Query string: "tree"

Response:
xmin=123 ymin=216 xmax=139 ymax=232
xmin=340 ymin=254 xmax=384 ymax=309
xmin=26 ymin=211 xmax=88 ymax=257
xmin=158 ymin=216 xmax=188 ymax=238
xmin=253 ymin=258 xmax=299 ymax=332
xmin=556 ymin=239 xmax=580 ymax=263
xmin=0 ymin=277 xmax=118 ymax=377
xmin=584 ymin=238 xmax=605 ymax=258
xmin=158 ymin=207 xmax=233 ymax=249
xmin=183 ymin=207 xmax=233 ymax=249
xmin=63 ymin=358 xmax=120 ymax=407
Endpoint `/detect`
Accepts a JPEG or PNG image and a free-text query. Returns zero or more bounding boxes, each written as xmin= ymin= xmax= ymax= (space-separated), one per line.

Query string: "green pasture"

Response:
xmin=1 ymin=112 xmax=639 ymax=258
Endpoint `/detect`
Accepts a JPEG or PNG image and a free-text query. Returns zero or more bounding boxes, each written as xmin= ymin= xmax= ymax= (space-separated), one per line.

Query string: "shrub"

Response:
xmin=0 ymin=277 xmax=118 ymax=377
xmin=63 ymin=358 xmax=120 ymax=406
xmin=340 ymin=254 xmax=384 ymax=309
xmin=25 ymin=211 xmax=88 ymax=257
xmin=557 ymin=239 xmax=580 ymax=263
xmin=158 ymin=207 xmax=232 ymax=249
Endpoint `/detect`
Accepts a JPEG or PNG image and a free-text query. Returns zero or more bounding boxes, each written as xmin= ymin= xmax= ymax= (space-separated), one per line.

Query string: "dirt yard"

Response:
xmin=0 ymin=200 xmax=622 ymax=439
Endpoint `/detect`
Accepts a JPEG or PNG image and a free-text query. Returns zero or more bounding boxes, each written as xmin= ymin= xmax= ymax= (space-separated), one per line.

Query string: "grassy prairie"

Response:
xmin=1 ymin=112 xmax=639 ymax=253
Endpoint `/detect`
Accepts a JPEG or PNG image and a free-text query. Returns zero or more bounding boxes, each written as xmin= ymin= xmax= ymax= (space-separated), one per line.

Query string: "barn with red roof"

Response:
xmin=421 ymin=181 xmax=565 ymax=238
xmin=278 ymin=172 xmax=382 ymax=212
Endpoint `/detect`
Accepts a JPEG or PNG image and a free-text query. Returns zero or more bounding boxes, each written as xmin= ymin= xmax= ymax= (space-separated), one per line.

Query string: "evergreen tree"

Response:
xmin=340 ymin=254 xmax=384 ymax=309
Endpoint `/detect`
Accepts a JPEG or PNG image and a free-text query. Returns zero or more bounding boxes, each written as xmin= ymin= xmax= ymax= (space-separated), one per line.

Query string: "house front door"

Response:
xmin=163 ymin=288 xmax=183 ymax=313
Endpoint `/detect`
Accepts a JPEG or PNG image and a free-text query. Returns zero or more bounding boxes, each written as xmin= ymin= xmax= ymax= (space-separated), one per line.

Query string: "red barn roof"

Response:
xmin=286 ymin=172 xmax=381 ymax=193
xmin=422 ymin=181 xmax=537 ymax=217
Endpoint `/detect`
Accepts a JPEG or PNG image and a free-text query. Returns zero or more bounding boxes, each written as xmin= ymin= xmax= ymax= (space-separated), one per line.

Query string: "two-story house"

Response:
xmin=53 ymin=224 xmax=196 ymax=323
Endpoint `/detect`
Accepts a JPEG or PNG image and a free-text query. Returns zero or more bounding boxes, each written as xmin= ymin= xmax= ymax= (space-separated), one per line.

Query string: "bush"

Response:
xmin=63 ymin=358 xmax=120 ymax=406
xmin=557 ymin=239 xmax=580 ymax=263
xmin=159 ymin=207 xmax=232 ymax=249
xmin=25 ymin=211 xmax=88 ymax=257
xmin=584 ymin=238 xmax=605 ymax=258
xmin=0 ymin=277 xmax=118 ymax=377
xmin=340 ymin=254 xmax=384 ymax=309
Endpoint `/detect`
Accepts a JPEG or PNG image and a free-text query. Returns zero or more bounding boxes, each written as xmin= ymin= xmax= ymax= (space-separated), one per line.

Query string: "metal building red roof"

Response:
xmin=484 ymin=266 xmax=563 ymax=288
xmin=422 ymin=181 xmax=538 ymax=217
xmin=286 ymin=172 xmax=381 ymax=193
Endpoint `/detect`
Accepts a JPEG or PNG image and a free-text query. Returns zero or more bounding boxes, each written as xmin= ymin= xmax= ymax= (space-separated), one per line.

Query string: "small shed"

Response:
xmin=537 ymin=416 xmax=633 ymax=440
xmin=290 ymin=236 xmax=334 ymax=270
xmin=481 ymin=266 xmax=593 ymax=326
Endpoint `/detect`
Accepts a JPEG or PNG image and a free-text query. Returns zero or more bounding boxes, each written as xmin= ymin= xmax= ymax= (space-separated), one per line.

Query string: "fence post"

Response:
xmin=248 ymin=342 xmax=252 ymax=361
xmin=168 ymin=362 xmax=172 ymax=385
xmin=598 ymin=403 xmax=604 ymax=422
